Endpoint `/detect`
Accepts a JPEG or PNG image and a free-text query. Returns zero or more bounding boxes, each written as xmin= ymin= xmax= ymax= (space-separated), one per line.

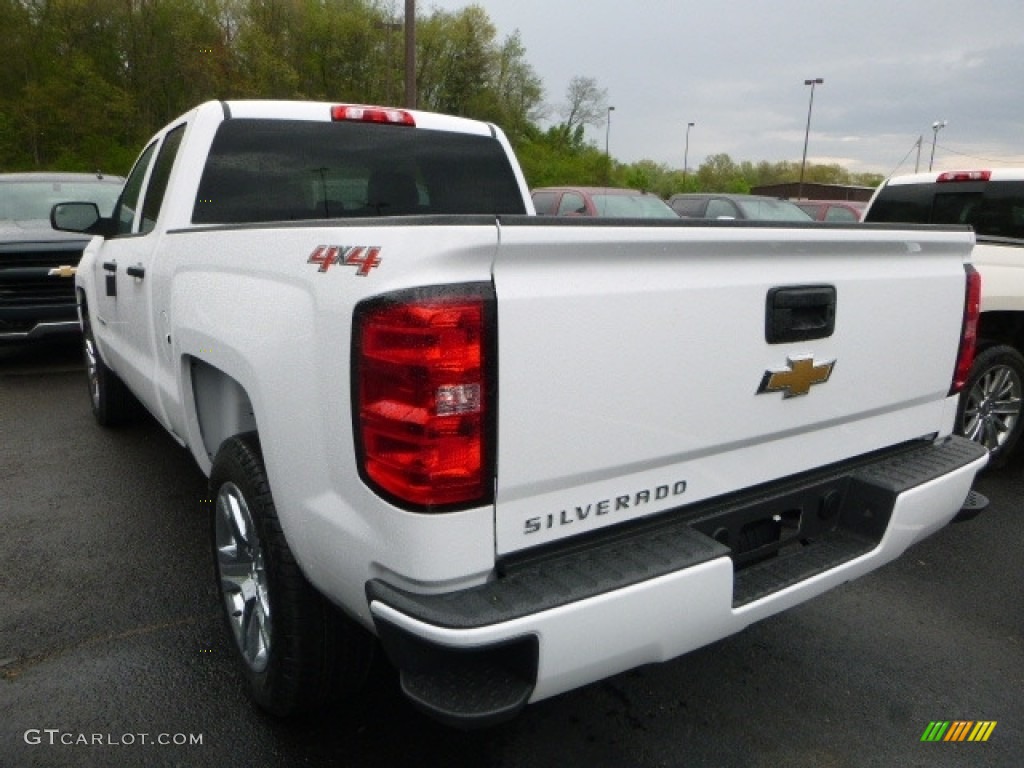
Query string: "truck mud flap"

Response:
xmin=366 ymin=435 xmax=986 ymax=726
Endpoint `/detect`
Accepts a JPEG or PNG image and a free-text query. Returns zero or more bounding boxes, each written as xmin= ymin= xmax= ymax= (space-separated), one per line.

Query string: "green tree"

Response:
xmin=0 ymin=0 xmax=882 ymax=193
xmin=696 ymin=153 xmax=750 ymax=194
xmin=417 ymin=5 xmax=493 ymax=115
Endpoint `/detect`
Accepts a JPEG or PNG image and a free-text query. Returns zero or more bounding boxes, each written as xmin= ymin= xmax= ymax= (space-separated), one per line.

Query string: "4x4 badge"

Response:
xmin=307 ymin=245 xmax=382 ymax=276
xmin=757 ymin=355 xmax=835 ymax=398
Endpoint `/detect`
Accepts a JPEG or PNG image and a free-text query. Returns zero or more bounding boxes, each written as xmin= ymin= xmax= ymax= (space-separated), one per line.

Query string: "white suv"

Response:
xmin=865 ymin=169 xmax=1024 ymax=467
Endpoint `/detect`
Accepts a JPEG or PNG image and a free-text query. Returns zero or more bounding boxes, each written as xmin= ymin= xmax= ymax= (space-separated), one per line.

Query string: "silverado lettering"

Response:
xmin=524 ymin=481 xmax=688 ymax=534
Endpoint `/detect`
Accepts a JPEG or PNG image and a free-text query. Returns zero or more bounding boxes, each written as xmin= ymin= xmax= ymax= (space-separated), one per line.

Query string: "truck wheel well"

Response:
xmin=189 ymin=357 xmax=258 ymax=462
xmin=978 ymin=311 xmax=1024 ymax=353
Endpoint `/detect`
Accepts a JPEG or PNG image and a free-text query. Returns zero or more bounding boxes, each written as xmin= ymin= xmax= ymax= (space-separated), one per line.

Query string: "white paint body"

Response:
xmin=76 ymin=101 xmax=985 ymax=706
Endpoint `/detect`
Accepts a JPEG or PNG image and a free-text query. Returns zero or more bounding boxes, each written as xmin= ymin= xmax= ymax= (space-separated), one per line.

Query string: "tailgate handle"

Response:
xmin=766 ymin=285 xmax=836 ymax=344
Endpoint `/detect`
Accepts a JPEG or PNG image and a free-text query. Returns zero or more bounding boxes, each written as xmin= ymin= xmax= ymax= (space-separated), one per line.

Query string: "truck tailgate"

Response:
xmin=491 ymin=221 xmax=974 ymax=555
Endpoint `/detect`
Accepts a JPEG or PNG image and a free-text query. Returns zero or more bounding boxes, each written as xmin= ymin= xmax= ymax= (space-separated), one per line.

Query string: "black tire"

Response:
xmin=210 ymin=433 xmax=374 ymax=716
xmin=81 ymin=305 xmax=135 ymax=427
xmin=956 ymin=344 xmax=1024 ymax=469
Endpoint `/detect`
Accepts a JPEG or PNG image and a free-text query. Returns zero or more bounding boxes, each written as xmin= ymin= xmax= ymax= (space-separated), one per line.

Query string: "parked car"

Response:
xmin=0 ymin=172 xmax=123 ymax=342
xmin=532 ymin=186 xmax=679 ymax=219
xmin=668 ymin=193 xmax=814 ymax=222
xmin=864 ymin=168 xmax=1024 ymax=466
xmin=794 ymin=199 xmax=866 ymax=222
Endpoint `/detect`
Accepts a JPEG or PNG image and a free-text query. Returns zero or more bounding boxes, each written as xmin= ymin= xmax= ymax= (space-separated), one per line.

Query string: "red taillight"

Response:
xmin=353 ymin=285 xmax=494 ymax=510
xmin=937 ymin=170 xmax=991 ymax=183
xmin=331 ymin=104 xmax=416 ymax=127
xmin=951 ymin=265 xmax=981 ymax=395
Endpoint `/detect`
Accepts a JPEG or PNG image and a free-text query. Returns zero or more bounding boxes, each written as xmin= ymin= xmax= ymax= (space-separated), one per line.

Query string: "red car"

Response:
xmin=532 ymin=186 xmax=679 ymax=219
xmin=794 ymin=200 xmax=866 ymax=222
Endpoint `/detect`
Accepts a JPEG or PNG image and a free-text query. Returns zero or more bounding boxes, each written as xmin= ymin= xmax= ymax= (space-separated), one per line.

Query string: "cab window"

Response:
xmin=140 ymin=124 xmax=186 ymax=234
xmin=114 ymin=141 xmax=158 ymax=236
xmin=192 ymin=119 xmax=526 ymax=223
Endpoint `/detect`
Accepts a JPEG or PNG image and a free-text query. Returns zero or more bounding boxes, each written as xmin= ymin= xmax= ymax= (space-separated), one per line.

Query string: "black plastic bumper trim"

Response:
xmin=369 ymin=436 xmax=985 ymax=630
xmin=367 ymin=435 xmax=985 ymax=726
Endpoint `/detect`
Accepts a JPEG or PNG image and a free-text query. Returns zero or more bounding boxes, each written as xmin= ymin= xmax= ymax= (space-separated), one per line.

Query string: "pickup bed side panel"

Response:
xmin=973 ymin=241 xmax=1024 ymax=312
xmin=153 ymin=222 xmax=502 ymax=627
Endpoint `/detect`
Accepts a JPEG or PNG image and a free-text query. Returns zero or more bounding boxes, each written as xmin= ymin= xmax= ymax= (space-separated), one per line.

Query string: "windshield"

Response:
xmin=736 ymin=198 xmax=814 ymax=221
xmin=591 ymin=194 xmax=679 ymax=219
xmin=0 ymin=179 xmax=122 ymax=221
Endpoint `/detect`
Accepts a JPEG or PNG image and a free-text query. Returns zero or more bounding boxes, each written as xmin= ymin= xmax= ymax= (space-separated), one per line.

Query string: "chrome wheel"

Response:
xmin=962 ymin=362 xmax=1023 ymax=454
xmin=215 ymin=481 xmax=272 ymax=672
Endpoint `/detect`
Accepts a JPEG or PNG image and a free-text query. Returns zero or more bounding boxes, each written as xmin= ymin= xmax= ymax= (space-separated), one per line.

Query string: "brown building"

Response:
xmin=750 ymin=182 xmax=876 ymax=202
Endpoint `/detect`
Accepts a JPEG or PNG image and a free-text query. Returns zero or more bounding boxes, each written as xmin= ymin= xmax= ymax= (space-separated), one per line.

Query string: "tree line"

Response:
xmin=0 ymin=0 xmax=882 ymax=193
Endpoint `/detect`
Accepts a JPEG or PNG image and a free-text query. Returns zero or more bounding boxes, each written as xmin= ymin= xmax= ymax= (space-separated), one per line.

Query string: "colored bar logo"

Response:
xmin=921 ymin=721 xmax=997 ymax=742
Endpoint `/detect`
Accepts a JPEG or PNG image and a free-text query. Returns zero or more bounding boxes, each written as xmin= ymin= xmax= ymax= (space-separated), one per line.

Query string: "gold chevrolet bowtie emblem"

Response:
xmin=757 ymin=356 xmax=835 ymax=398
xmin=47 ymin=265 xmax=77 ymax=278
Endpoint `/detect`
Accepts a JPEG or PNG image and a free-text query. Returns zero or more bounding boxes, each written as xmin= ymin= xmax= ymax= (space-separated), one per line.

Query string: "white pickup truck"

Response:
xmin=54 ymin=100 xmax=988 ymax=727
xmin=865 ymin=169 xmax=1024 ymax=467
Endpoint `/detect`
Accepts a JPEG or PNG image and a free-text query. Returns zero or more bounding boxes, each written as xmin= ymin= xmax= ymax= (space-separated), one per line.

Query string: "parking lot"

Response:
xmin=2 ymin=338 xmax=1022 ymax=768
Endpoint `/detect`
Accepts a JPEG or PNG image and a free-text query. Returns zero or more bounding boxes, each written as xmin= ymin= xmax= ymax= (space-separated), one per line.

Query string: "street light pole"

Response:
xmin=605 ymin=106 xmax=615 ymax=184
xmin=798 ymin=77 xmax=823 ymax=200
xmin=683 ymin=121 xmax=695 ymax=190
xmin=605 ymin=106 xmax=615 ymax=157
xmin=929 ymin=120 xmax=947 ymax=171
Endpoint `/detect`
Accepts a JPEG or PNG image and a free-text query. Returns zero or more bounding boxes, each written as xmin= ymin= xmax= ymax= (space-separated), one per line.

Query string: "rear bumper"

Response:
xmin=367 ymin=435 xmax=988 ymax=727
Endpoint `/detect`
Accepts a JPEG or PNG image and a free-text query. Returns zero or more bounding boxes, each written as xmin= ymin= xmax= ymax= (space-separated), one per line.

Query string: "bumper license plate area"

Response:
xmin=689 ymin=476 xmax=889 ymax=570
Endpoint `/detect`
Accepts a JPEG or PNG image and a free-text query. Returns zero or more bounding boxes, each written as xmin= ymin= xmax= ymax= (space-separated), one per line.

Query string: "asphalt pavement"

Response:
xmin=1 ymin=338 xmax=1021 ymax=768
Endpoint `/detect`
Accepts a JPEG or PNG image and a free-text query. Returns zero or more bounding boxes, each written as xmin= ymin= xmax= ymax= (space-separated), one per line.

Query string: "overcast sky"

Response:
xmin=424 ymin=0 xmax=1024 ymax=176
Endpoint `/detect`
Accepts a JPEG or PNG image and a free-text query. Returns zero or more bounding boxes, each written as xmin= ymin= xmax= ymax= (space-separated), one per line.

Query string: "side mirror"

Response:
xmin=51 ymin=202 xmax=108 ymax=235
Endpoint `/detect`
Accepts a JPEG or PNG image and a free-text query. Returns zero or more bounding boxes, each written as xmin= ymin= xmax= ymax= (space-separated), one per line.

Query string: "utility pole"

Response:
xmin=929 ymin=120 xmax=947 ymax=172
xmin=404 ymin=0 xmax=416 ymax=108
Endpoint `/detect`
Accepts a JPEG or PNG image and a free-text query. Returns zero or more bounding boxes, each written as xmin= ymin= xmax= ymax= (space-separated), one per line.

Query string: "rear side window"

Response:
xmin=824 ymin=205 xmax=858 ymax=223
xmin=192 ymin=119 xmax=526 ymax=224
xmin=706 ymin=198 xmax=739 ymax=219
xmin=532 ymin=191 xmax=558 ymax=215
xmin=670 ymin=198 xmax=706 ymax=218
xmin=868 ymin=180 xmax=1024 ymax=240
xmin=557 ymin=192 xmax=586 ymax=215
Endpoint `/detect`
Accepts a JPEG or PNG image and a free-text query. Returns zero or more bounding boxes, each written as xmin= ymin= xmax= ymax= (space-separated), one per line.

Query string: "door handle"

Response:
xmin=765 ymin=285 xmax=836 ymax=343
xmin=102 ymin=261 xmax=117 ymax=272
xmin=125 ymin=265 xmax=146 ymax=279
